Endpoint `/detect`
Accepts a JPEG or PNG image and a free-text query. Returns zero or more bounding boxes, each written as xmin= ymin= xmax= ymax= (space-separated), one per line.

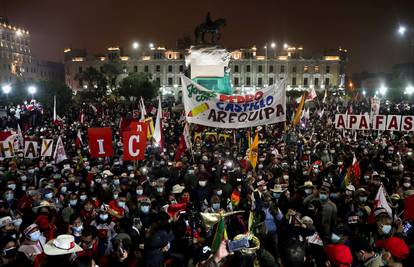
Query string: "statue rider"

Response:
xmin=205 ymin=12 xmax=212 ymax=27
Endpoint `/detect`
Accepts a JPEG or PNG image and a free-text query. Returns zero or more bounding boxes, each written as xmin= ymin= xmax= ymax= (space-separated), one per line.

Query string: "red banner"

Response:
xmin=88 ymin=128 xmax=113 ymax=158
xmin=123 ymin=122 xmax=147 ymax=161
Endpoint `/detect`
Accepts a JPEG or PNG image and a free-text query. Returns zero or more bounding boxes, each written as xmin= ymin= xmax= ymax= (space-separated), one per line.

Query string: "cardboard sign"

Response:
xmin=88 ymin=128 xmax=114 ymax=158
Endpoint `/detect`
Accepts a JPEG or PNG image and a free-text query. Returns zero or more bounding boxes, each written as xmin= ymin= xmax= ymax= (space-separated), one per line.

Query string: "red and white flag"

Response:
xmin=322 ymin=88 xmax=328 ymax=103
xmin=153 ymin=97 xmax=163 ymax=149
xmin=53 ymin=136 xmax=67 ymax=164
xmin=374 ymin=185 xmax=392 ymax=217
xmin=89 ymin=104 xmax=98 ymax=113
xmin=75 ymin=130 xmax=83 ymax=149
xmin=140 ymin=97 xmax=147 ymax=121
xmin=174 ymin=123 xmax=191 ymax=161
xmin=306 ymin=88 xmax=317 ymax=102
xmin=17 ymin=123 xmax=24 ymax=148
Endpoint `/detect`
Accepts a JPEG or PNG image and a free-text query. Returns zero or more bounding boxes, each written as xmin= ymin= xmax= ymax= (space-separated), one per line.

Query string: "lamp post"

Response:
xmin=132 ymin=42 xmax=139 ymax=50
xmin=379 ymin=85 xmax=387 ymax=97
xmin=405 ymin=85 xmax=414 ymax=95
xmin=28 ymin=85 xmax=37 ymax=99
xmin=397 ymin=24 xmax=414 ymax=59
xmin=149 ymin=43 xmax=154 ymax=49
xmin=2 ymin=84 xmax=11 ymax=101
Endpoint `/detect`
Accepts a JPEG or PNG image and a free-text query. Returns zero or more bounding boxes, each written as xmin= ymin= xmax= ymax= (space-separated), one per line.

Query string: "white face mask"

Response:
xmin=136 ymin=189 xmax=143 ymax=195
xmin=216 ymin=190 xmax=223 ymax=196
xmin=199 ymin=181 xmax=207 ymax=187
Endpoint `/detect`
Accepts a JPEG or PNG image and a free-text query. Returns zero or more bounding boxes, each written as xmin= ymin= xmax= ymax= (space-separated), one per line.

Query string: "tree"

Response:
xmin=35 ymin=80 xmax=73 ymax=113
xmin=118 ymin=72 xmax=158 ymax=100
xmin=75 ymin=67 xmax=107 ymax=99
xmin=101 ymin=62 xmax=123 ymax=88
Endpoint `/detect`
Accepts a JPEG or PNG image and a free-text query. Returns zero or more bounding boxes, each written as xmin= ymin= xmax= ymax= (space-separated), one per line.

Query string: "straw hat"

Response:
xmin=171 ymin=184 xmax=185 ymax=194
xmin=270 ymin=184 xmax=283 ymax=193
xmin=44 ymin=235 xmax=83 ymax=255
xmin=32 ymin=200 xmax=55 ymax=213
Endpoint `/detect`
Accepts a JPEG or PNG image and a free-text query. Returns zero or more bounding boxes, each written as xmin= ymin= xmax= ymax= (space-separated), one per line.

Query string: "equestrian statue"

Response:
xmin=194 ymin=12 xmax=226 ymax=44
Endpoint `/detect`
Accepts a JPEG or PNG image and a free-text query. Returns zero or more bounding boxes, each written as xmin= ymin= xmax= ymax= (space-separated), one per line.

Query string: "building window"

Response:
xmin=325 ymin=78 xmax=330 ymax=86
xmin=326 ymin=65 xmax=330 ymax=73
xmin=133 ymin=65 xmax=138 ymax=72
xmin=144 ymin=65 xmax=149 ymax=72
xmin=78 ymin=67 xmax=83 ymax=73
xmin=292 ymin=77 xmax=297 ymax=86
xmin=315 ymin=66 xmax=320 ymax=73
xmin=246 ymin=77 xmax=251 ymax=86
xmin=314 ymin=78 xmax=319 ymax=87
xmin=168 ymin=65 xmax=173 ymax=73
xmin=269 ymin=77 xmax=274 ymax=85
xmin=234 ymin=65 xmax=239 ymax=73
xmin=234 ymin=77 xmax=239 ymax=86
xmin=246 ymin=65 xmax=251 ymax=72
xmin=156 ymin=77 xmax=161 ymax=85
xmin=258 ymin=65 xmax=263 ymax=73
xmin=168 ymin=77 xmax=173 ymax=85
xmin=156 ymin=65 xmax=161 ymax=72
xmin=179 ymin=65 xmax=184 ymax=72
xmin=258 ymin=77 xmax=263 ymax=86
xmin=292 ymin=66 xmax=297 ymax=73
xmin=269 ymin=65 xmax=274 ymax=73
xmin=304 ymin=77 xmax=308 ymax=87
xmin=304 ymin=66 xmax=308 ymax=73
xmin=179 ymin=78 xmax=182 ymax=85
xmin=280 ymin=65 xmax=285 ymax=73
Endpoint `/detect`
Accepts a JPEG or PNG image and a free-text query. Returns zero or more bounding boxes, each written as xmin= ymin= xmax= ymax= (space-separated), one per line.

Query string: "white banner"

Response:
xmin=41 ymin=139 xmax=54 ymax=157
xmin=180 ymin=75 xmax=286 ymax=129
xmin=335 ymin=114 xmax=414 ymax=131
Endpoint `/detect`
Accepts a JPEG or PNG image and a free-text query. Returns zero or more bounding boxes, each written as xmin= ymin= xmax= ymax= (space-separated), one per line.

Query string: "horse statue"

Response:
xmin=194 ymin=13 xmax=226 ymax=44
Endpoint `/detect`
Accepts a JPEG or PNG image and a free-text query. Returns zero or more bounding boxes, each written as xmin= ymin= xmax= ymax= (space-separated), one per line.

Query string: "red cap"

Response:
xmin=375 ymin=237 xmax=409 ymax=260
xmin=324 ymin=244 xmax=353 ymax=267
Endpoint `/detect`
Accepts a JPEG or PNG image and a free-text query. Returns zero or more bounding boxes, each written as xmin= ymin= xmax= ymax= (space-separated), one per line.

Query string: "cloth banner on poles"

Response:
xmin=53 ymin=136 xmax=67 ymax=164
xmin=88 ymin=128 xmax=114 ymax=158
xmin=181 ymin=75 xmax=286 ymax=129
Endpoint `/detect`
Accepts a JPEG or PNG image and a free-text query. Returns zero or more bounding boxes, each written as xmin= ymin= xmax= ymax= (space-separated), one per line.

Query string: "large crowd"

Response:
xmin=0 ymin=96 xmax=413 ymax=267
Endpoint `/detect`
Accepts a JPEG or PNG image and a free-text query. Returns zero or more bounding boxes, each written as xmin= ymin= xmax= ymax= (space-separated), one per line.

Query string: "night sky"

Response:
xmin=3 ymin=0 xmax=414 ymax=74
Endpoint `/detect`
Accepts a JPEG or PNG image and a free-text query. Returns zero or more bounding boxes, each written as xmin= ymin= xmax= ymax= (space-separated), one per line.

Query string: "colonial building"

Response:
xmin=64 ymin=44 xmax=347 ymax=99
xmin=0 ymin=17 xmax=64 ymax=85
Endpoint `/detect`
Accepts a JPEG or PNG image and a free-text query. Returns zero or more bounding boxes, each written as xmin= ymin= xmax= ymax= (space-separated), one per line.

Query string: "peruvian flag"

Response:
xmin=161 ymin=202 xmax=187 ymax=218
xmin=53 ymin=136 xmax=67 ymax=164
xmin=306 ymin=88 xmax=317 ymax=101
xmin=153 ymin=97 xmax=164 ymax=149
xmin=75 ymin=130 xmax=83 ymax=149
xmin=174 ymin=123 xmax=191 ymax=161
xmin=79 ymin=110 xmax=86 ymax=124
xmin=53 ymin=96 xmax=63 ymax=127
xmin=374 ymin=185 xmax=392 ymax=217
xmin=351 ymin=154 xmax=361 ymax=183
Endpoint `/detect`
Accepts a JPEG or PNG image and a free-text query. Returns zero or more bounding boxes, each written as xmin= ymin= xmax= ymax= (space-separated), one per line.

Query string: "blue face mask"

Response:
xmin=141 ymin=205 xmax=150 ymax=214
xmin=29 ymin=230 xmax=41 ymax=241
xmin=273 ymin=192 xmax=281 ymax=199
xmin=319 ymin=194 xmax=328 ymax=201
xmin=99 ymin=214 xmax=108 ymax=221
xmin=331 ymin=233 xmax=341 ymax=243
xmin=212 ymin=203 xmax=220 ymax=210
xmin=382 ymin=225 xmax=392 ymax=234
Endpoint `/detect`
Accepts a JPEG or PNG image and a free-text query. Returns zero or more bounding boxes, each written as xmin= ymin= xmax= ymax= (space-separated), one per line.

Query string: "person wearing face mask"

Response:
xmin=108 ymin=192 xmax=129 ymax=220
xmin=0 ymin=237 xmax=27 ymax=267
xmin=191 ymin=177 xmax=211 ymax=209
xmin=18 ymin=224 xmax=46 ymax=265
xmin=91 ymin=209 xmax=117 ymax=243
xmin=144 ymin=230 xmax=174 ymax=267
xmin=135 ymin=198 xmax=155 ymax=230
xmin=304 ymin=182 xmax=337 ymax=241
xmin=351 ymin=238 xmax=384 ymax=267
xmin=374 ymin=210 xmax=394 ymax=239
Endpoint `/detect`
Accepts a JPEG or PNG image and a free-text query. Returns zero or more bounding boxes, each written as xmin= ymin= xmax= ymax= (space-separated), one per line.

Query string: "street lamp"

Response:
xmin=28 ymin=85 xmax=37 ymax=98
xmin=149 ymin=43 xmax=154 ymax=49
xmin=283 ymin=43 xmax=288 ymax=49
xmin=2 ymin=84 xmax=11 ymax=94
xmin=270 ymin=42 xmax=276 ymax=49
xmin=398 ymin=25 xmax=407 ymax=36
xmin=379 ymin=85 xmax=387 ymax=96
xmin=405 ymin=85 xmax=414 ymax=95
xmin=132 ymin=41 xmax=139 ymax=49
xmin=362 ymin=90 xmax=366 ymax=96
